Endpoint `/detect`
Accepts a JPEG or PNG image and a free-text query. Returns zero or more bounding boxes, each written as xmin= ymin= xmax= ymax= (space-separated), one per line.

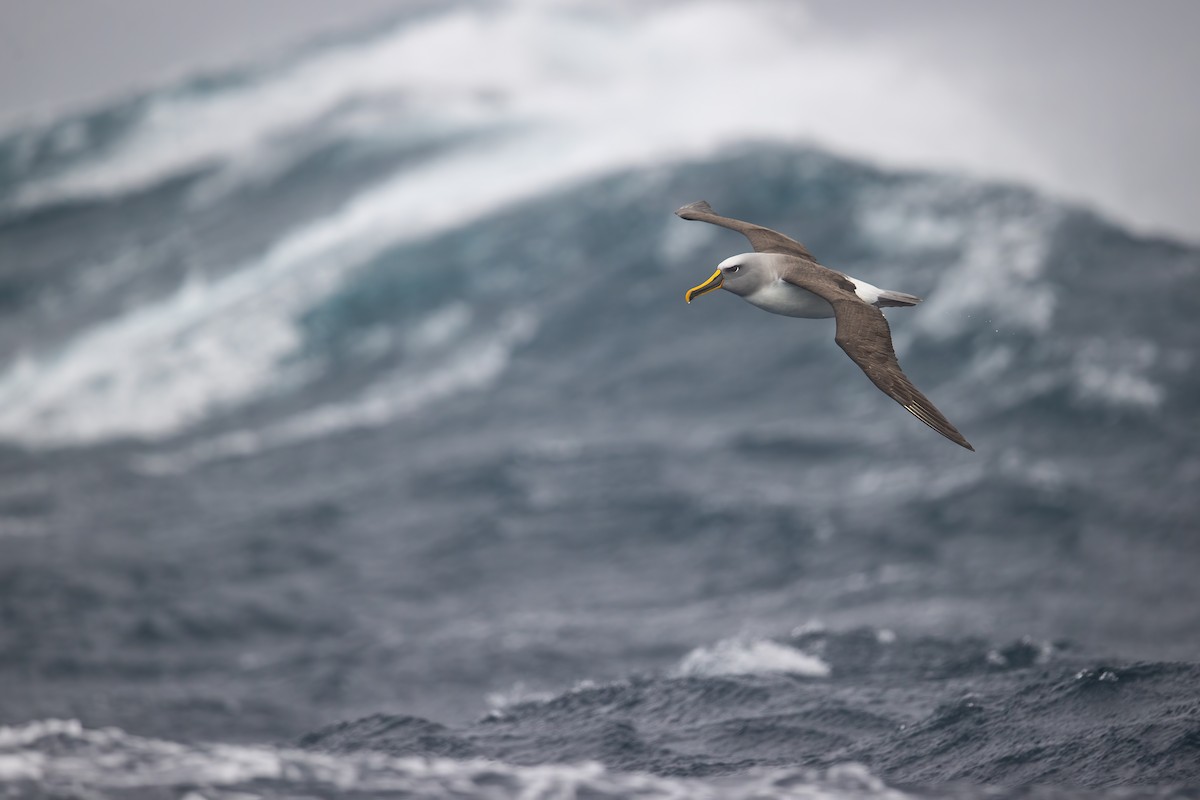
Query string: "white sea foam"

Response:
xmin=676 ymin=638 xmax=831 ymax=679
xmin=0 ymin=718 xmax=908 ymax=798
xmin=0 ymin=123 xmax=588 ymax=446
xmin=11 ymin=32 xmax=489 ymax=209
xmin=856 ymin=181 xmax=1061 ymax=340
xmin=0 ymin=719 xmax=85 ymax=749
xmin=485 ymin=683 xmax=561 ymax=712
xmin=133 ymin=310 xmax=536 ymax=474
xmin=1071 ymin=337 xmax=1165 ymax=410
xmin=0 ymin=753 xmax=43 ymax=782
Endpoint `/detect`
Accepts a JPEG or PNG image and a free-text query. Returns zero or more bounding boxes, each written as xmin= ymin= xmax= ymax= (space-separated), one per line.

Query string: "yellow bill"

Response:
xmin=685 ymin=269 xmax=724 ymax=303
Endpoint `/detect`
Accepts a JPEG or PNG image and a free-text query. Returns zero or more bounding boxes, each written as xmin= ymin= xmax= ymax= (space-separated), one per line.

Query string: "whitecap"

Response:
xmin=1070 ymin=337 xmax=1165 ymax=410
xmin=855 ymin=180 xmax=1062 ymax=340
xmin=675 ymin=637 xmax=831 ymax=679
xmin=0 ymin=719 xmax=85 ymax=748
xmin=132 ymin=310 xmax=536 ymax=474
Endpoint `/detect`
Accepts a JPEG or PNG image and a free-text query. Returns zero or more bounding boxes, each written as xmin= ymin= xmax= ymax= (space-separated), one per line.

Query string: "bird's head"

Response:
xmin=685 ymin=253 xmax=772 ymax=303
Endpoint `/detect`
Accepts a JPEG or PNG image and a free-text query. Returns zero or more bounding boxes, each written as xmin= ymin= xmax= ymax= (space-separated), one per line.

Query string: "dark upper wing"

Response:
xmin=777 ymin=260 xmax=974 ymax=451
xmin=827 ymin=298 xmax=974 ymax=451
xmin=675 ymin=201 xmax=818 ymax=262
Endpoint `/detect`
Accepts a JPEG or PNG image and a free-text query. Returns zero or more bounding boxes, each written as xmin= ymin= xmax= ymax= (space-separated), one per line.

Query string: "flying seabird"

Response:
xmin=677 ymin=201 xmax=973 ymax=451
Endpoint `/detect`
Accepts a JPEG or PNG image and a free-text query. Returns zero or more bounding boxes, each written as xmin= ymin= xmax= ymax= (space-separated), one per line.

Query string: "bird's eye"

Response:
xmin=726 ymin=265 xmax=740 ymax=274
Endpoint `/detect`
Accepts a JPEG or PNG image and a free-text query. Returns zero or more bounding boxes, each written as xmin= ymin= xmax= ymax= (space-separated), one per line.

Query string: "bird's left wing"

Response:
xmin=780 ymin=263 xmax=974 ymax=451
xmin=829 ymin=299 xmax=973 ymax=450
xmin=675 ymin=201 xmax=818 ymax=262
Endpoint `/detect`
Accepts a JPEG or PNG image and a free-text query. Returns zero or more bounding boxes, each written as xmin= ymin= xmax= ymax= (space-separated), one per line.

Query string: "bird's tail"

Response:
xmin=875 ymin=289 xmax=922 ymax=308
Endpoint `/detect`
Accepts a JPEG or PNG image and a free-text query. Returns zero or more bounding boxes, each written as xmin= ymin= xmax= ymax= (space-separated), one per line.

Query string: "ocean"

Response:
xmin=1 ymin=3 xmax=1198 ymax=798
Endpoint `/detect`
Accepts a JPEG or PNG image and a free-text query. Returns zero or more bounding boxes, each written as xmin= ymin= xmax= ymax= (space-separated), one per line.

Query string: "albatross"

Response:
xmin=677 ymin=201 xmax=973 ymax=451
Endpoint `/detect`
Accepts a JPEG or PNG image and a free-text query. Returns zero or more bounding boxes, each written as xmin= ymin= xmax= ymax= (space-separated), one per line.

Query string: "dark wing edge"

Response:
xmin=675 ymin=201 xmax=818 ymax=262
xmin=828 ymin=298 xmax=975 ymax=451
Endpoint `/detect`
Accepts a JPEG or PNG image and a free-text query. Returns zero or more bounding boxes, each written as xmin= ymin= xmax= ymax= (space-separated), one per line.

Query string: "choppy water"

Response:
xmin=1 ymin=2 xmax=1198 ymax=797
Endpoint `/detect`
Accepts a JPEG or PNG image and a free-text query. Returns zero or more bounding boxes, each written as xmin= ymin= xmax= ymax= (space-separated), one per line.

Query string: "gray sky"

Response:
xmin=0 ymin=0 xmax=413 ymax=125
xmin=806 ymin=0 xmax=1200 ymax=242
xmin=1 ymin=0 xmax=1197 ymax=241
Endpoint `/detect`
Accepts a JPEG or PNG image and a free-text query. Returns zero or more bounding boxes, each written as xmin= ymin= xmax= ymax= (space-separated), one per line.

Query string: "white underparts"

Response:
xmin=743 ymin=279 xmax=836 ymax=319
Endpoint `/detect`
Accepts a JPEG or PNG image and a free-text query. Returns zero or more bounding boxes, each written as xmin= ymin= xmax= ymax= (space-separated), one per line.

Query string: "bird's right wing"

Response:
xmin=825 ymin=297 xmax=974 ymax=451
xmin=675 ymin=201 xmax=818 ymax=262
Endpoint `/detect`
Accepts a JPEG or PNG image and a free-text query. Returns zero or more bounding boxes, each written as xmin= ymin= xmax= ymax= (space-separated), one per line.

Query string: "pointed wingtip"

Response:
xmin=675 ymin=200 xmax=714 ymax=219
xmin=943 ymin=430 xmax=974 ymax=451
xmin=902 ymin=402 xmax=975 ymax=452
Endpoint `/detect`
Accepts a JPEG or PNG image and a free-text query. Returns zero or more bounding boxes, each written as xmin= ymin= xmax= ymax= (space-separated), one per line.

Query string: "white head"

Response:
xmin=685 ymin=253 xmax=774 ymax=302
